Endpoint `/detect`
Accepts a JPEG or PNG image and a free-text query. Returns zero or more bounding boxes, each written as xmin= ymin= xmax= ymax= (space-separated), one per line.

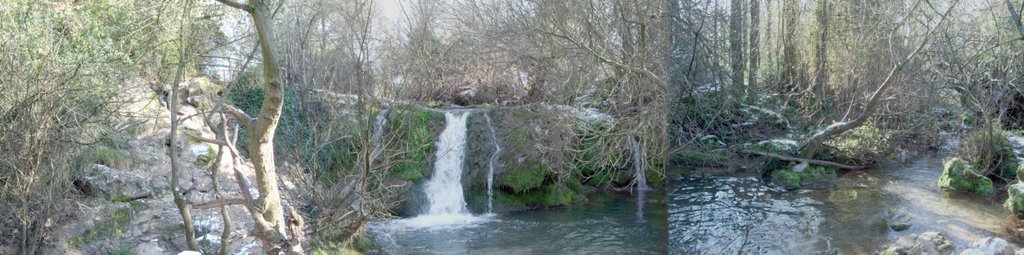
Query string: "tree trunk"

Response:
xmin=781 ymin=0 xmax=799 ymax=93
xmin=748 ymin=0 xmax=760 ymax=90
xmin=214 ymin=0 xmax=302 ymax=253
xmin=813 ymin=0 xmax=828 ymax=98
xmin=169 ymin=1 xmax=197 ymax=250
xmin=800 ymin=0 xmax=960 ymax=159
xmin=247 ymin=0 xmax=286 ymax=233
xmin=730 ymin=0 xmax=746 ymax=97
xmin=1007 ymin=0 xmax=1024 ymax=37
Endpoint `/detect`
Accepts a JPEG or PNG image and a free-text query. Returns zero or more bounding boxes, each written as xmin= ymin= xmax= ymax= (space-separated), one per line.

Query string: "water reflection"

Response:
xmin=371 ymin=191 xmax=667 ymax=254
xmin=670 ymin=155 xmax=1019 ymax=254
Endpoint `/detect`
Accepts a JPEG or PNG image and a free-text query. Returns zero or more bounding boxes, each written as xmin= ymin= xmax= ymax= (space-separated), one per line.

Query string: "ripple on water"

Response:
xmin=669 ymin=176 xmax=825 ymax=254
xmin=371 ymin=191 xmax=667 ymax=254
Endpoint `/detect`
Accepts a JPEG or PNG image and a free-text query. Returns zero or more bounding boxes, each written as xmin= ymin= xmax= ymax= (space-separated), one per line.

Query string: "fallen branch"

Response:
xmin=742 ymin=150 xmax=866 ymax=170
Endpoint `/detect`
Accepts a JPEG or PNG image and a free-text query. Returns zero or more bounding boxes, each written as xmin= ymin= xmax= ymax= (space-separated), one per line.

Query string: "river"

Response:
xmin=669 ymin=154 xmax=1018 ymax=254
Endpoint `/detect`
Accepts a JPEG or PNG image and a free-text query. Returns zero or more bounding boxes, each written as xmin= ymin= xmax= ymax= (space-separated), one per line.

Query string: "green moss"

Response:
xmin=513 ymin=183 xmax=580 ymax=207
xmin=87 ymin=147 xmax=132 ymax=170
xmin=502 ymin=159 xmax=548 ymax=193
xmin=493 ymin=190 xmax=531 ymax=211
xmin=388 ymin=107 xmax=437 ymax=182
xmin=110 ymin=194 xmax=130 ymax=203
xmin=938 ymin=157 xmax=994 ymax=195
xmin=802 ymin=165 xmax=837 ymax=181
xmin=672 ymin=149 xmax=731 ymax=166
xmin=1005 ymin=183 xmax=1024 ymax=213
xmin=773 ymin=169 xmax=802 ymax=190
xmin=772 ymin=164 xmax=835 ymax=190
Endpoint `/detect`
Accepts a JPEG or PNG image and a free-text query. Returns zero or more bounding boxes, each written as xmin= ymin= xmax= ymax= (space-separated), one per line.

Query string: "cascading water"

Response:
xmin=399 ymin=110 xmax=482 ymax=228
xmin=631 ymin=137 xmax=649 ymax=190
xmin=371 ymin=109 xmax=389 ymax=158
xmin=631 ymin=137 xmax=648 ymax=223
xmin=483 ymin=112 xmax=502 ymax=214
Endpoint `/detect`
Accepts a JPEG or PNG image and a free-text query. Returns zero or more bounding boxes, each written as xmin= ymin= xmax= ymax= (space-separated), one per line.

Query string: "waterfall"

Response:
xmin=483 ymin=112 xmax=502 ymax=214
xmin=631 ymin=137 xmax=649 ymax=190
xmin=398 ymin=110 xmax=484 ymax=228
xmin=423 ymin=111 xmax=471 ymax=215
xmin=371 ymin=109 xmax=389 ymax=158
xmin=631 ymin=137 xmax=648 ymax=223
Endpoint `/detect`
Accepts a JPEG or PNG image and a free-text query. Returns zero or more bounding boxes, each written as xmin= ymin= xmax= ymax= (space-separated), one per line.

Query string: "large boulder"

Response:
xmin=938 ymin=157 xmax=994 ymax=195
xmin=77 ymin=164 xmax=158 ymax=200
xmin=1006 ymin=182 xmax=1024 ymax=214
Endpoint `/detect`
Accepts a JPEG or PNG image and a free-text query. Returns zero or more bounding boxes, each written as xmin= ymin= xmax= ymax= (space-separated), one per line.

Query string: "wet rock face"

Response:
xmin=938 ymin=157 xmax=994 ymax=195
xmin=882 ymin=232 xmax=955 ymax=255
xmin=79 ymin=164 xmax=159 ymax=199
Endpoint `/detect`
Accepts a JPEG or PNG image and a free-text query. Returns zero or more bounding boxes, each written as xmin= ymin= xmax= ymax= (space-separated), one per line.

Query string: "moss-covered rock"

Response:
xmin=671 ymin=149 xmax=731 ymax=167
xmin=938 ymin=157 xmax=994 ymax=195
xmin=771 ymin=163 xmax=836 ymax=190
xmin=514 ymin=182 xmax=582 ymax=207
xmin=1018 ymin=164 xmax=1024 ymax=182
xmin=1006 ymin=182 xmax=1024 ymax=214
xmin=501 ymin=159 xmax=548 ymax=193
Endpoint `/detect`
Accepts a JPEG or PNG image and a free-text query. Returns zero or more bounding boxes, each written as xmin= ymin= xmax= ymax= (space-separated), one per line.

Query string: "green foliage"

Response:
xmin=828 ymin=121 xmax=896 ymax=161
xmin=960 ymin=122 xmax=1018 ymax=178
xmin=387 ymin=107 xmax=439 ymax=182
xmin=938 ymin=157 xmax=994 ymax=195
xmin=84 ymin=147 xmax=133 ymax=170
xmin=575 ymin=136 xmax=624 ymax=186
xmin=671 ymin=149 xmax=731 ymax=167
xmin=226 ymin=69 xmax=307 ymax=154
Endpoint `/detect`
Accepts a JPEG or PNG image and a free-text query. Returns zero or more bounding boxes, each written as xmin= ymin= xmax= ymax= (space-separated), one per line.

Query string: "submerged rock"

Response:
xmin=882 ymin=232 xmax=955 ymax=255
xmin=938 ymin=157 xmax=994 ymax=195
xmin=889 ymin=221 xmax=911 ymax=232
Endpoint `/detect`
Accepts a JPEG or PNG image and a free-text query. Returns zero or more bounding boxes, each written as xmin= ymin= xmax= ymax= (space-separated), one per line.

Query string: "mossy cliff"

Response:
xmin=462 ymin=104 xmax=663 ymax=212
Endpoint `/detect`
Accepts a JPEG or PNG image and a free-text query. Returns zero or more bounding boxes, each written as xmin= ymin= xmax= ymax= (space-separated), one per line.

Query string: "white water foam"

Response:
xmin=393 ymin=110 xmax=488 ymax=229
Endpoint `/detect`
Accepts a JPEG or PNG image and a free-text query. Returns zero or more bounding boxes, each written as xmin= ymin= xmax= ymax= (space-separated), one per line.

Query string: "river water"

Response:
xmin=370 ymin=191 xmax=668 ymax=254
xmin=669 ymin=154 xmax=1018 ymax=254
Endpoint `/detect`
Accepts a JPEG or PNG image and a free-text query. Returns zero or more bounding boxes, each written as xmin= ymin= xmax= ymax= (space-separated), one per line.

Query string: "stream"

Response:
xmin=370 ymin=191 xmax=668 ymax=254
xmin=669 ymin=154 xmax=1018 ymax=254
